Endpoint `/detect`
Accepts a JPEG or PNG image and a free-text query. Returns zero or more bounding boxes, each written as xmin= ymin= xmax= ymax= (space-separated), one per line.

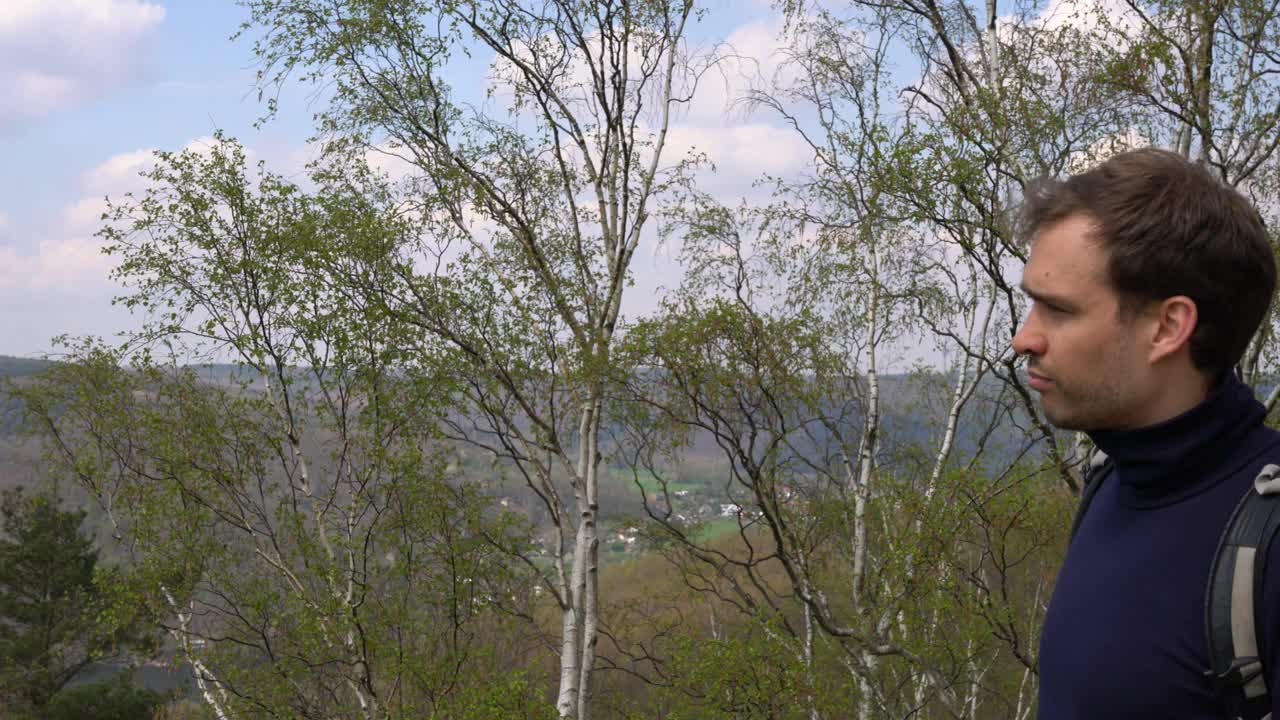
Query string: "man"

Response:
xmin=1013 ymin=148 xmax=1280 ymax=718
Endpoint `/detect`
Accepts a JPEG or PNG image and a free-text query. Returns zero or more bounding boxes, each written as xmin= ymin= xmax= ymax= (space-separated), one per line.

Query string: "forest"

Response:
xmin=3 ymin=0 xmax=1280 ymax=717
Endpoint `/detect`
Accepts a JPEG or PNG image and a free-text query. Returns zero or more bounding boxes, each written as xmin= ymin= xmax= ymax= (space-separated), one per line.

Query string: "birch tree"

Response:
xmin=784 ymin=0 xmax=1280 ymax=481
xmin=239 ymin=1 xmax=714 ymax=717
xmin=766 ymin=0 xmax=1139 ymax=499
xmin=611 ymin=201 xmax=1063 ymax=718
xmin=603 ymin=4 xmax=1085 ymax=715
xmin=664 ymin=0 xmax=1280 ymax=714
xmin=1081 ymin=0 xmax=1280 ymax=392
xmin=14 ymin=141 xmax=548 ymax=719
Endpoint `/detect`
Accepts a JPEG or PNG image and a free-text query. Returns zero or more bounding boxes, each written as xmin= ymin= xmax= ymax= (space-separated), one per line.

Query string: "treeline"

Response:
xmin=5 ymin=0 xmax=1280 ymax=717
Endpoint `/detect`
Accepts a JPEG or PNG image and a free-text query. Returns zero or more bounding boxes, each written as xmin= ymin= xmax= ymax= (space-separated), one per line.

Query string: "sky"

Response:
xmin=0 ymin=0 xmax=834 ymax=359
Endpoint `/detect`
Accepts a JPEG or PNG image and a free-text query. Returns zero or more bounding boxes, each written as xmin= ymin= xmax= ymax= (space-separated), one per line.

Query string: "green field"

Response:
xmin=692 ymin=518 xmax=740 ymax=542
xmin=607 ymin=467 xmax=703 ymax=495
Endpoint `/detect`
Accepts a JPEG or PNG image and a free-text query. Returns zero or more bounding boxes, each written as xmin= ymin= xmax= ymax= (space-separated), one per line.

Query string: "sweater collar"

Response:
xmin=1086 ymin=373 xmax=1264 ymax=507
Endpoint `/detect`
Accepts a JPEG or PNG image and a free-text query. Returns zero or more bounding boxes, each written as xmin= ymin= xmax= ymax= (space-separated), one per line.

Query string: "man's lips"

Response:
xmin=1027 ymin=370 xmax=1052 ymax=390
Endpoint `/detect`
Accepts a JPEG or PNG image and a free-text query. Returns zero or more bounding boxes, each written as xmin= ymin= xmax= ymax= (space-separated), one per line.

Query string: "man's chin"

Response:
xmin=1041 ymin=401 xmax=1090 ymax=432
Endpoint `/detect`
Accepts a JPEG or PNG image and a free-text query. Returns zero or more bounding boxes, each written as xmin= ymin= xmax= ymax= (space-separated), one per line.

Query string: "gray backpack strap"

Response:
xmin=1069 ymin=450 xmax=1112 ymax=541
xmin=1204 ymin=463 xmax=1280 ymax=720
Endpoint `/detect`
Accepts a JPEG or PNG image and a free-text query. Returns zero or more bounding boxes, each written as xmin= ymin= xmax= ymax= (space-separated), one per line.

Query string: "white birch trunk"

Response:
xmin=963 ymin=637 xmax=988 ymax=719
xmin=859 ymin=610 xmax=895 ymax=720
xmin=557 ymin=513 xmax=585 ymax=717
xmin=163 ymin=587 xmax=233 ymax=720
xmin=850 ymin=364 xmax=877 ymax=605
xmin=857 ymin=656 xmax=877 ymax=720
xmin=343 ymin=503 xmax=375 ymax=717
xmin=851 ymin=245 xmax=883 ymax=720
xmin=910 ymin=588 xmax=946 ymax=709
xmin=576 ymin=401 xmax=601 ymax=720
xmin=923 ymin=275 xmax=993 ymax=508
xmin=805 ymin=578 xmax=820 ymax=720
xmin=265 ymin=372 xmax=373 ymax=717
xmin=896 ymin=276 xmax=992 ymax=711
xmin=1013 ymin=580 xmax=1047 ymax=720
xmin=1013 ymin=664 xmax=1035 ymax=720
xmin=851 ymin=246 xmax=881 ymax=610
xmin=554 ymin=400 xmax=603 ymax=720
xmin=98 ymin=483 xmax=234 ymax=720
xmin=556 ymin=597 xmax=582 ymax=719
xmin=985 ymin=0 xmax=999 ymax=88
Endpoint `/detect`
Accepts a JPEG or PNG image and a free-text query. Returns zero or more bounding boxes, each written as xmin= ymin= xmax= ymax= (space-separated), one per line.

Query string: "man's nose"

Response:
xmin=1012 ymin=315 xmax=1046 ymax=357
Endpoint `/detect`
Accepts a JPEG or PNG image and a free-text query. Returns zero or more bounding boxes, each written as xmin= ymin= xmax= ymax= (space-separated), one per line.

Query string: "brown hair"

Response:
xmin=1018 ymin=148 xmax=1277 ymax=374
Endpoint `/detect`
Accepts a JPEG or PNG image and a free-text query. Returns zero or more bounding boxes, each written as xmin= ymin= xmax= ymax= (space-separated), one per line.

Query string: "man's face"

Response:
xmin=1013 ymin=214 xmax=1153 ymax=431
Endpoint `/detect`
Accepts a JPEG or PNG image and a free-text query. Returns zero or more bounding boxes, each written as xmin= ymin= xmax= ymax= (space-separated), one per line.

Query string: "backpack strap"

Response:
xmin=1069 ymin=450 xmax=1112 ymax=542
xmin=1204 ymin=463 xmax=1280 ymax=720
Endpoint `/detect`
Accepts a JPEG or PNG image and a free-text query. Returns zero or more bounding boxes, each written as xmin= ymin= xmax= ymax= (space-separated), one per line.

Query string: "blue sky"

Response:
xmin=0 ymin=2 xmax=299 ymax=356
xmin=0 ymin=0 xmax=832 ymax=358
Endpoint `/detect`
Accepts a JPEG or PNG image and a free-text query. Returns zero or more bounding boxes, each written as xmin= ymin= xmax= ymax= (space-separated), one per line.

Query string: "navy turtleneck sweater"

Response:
xmin=1038 ymin=374 xmax=1280 ymax=718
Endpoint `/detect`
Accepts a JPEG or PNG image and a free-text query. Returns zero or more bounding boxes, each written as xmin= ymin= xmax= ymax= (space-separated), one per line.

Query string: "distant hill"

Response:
xmin=0 ymin=356 xmax=303 ymax=386
xmin=0 ymin=355 xmax=53 ymax=378
xmin=0 ymin=356 xmax=285 ymax=382
xmin=187 ymin=363 xmax=266 ymax=386
xmin=0 ymin=353 xmax=1018 ymax=457
xmin=13 ymin=353 xmax=1272 ymax=517
xmin=0 ymin=356 xmax=56 ymax=435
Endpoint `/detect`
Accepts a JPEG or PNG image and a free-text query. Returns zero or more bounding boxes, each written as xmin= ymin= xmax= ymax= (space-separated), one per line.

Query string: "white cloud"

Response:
xmin=72 ymin=139 xmax=257 ymax=228
xmin=665 ymin=122 xmax=809 ymax=188
xmin=182 ymin=135 xmax=238 ymax=158
xmin=0 ymin=237 xmax=115 ymax=294
xmin=684 ymin=16 xmax=793 ymax=125
xmin=66 ymin=147 xmax=160 ymax=234
xmin=480 ymin=12 xmax=805 ymax=202
xmin=1065 ymin=127 xmax=1151 ymax=174
xmin=30 ymin=237 xmax=116 ymax=292
xmin=61 ymin=197 xmax=111 ymax=232
xmin=1034 ymin=0 xmax=1141 ymax=37
xmin=363 ymin=143 xmax=418 ymax=181
xmin=485 ymin=13 xmax=791 ymax=127
xmin=0 ymin=210 xmax=112 ymax=305
xmin=0 ymin=0 xmax=166 ymax=125
xmin=81 ymin=148 xmax=155 ymax=193
xmin=0 ymin=134 xmax=333 ymax=354
xmin=0 ymin=137 xmax=225 ymax=299
xmin=6 ymin=70 xmax=77 ymax=116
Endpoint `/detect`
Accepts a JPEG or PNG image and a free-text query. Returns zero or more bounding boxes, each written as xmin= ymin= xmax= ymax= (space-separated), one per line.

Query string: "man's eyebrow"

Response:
xmin=1019 ymin=283 xmax=1077 ymax=309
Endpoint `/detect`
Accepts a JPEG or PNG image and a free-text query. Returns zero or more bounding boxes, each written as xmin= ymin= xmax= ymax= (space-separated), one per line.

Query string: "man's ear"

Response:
xmin=1148 ymin=295 xmax=1198 ymax=364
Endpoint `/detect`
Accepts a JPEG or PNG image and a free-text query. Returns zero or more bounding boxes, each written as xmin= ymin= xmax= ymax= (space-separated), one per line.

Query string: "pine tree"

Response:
xmin=0 ymin=487 xmax=100 ymax=710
